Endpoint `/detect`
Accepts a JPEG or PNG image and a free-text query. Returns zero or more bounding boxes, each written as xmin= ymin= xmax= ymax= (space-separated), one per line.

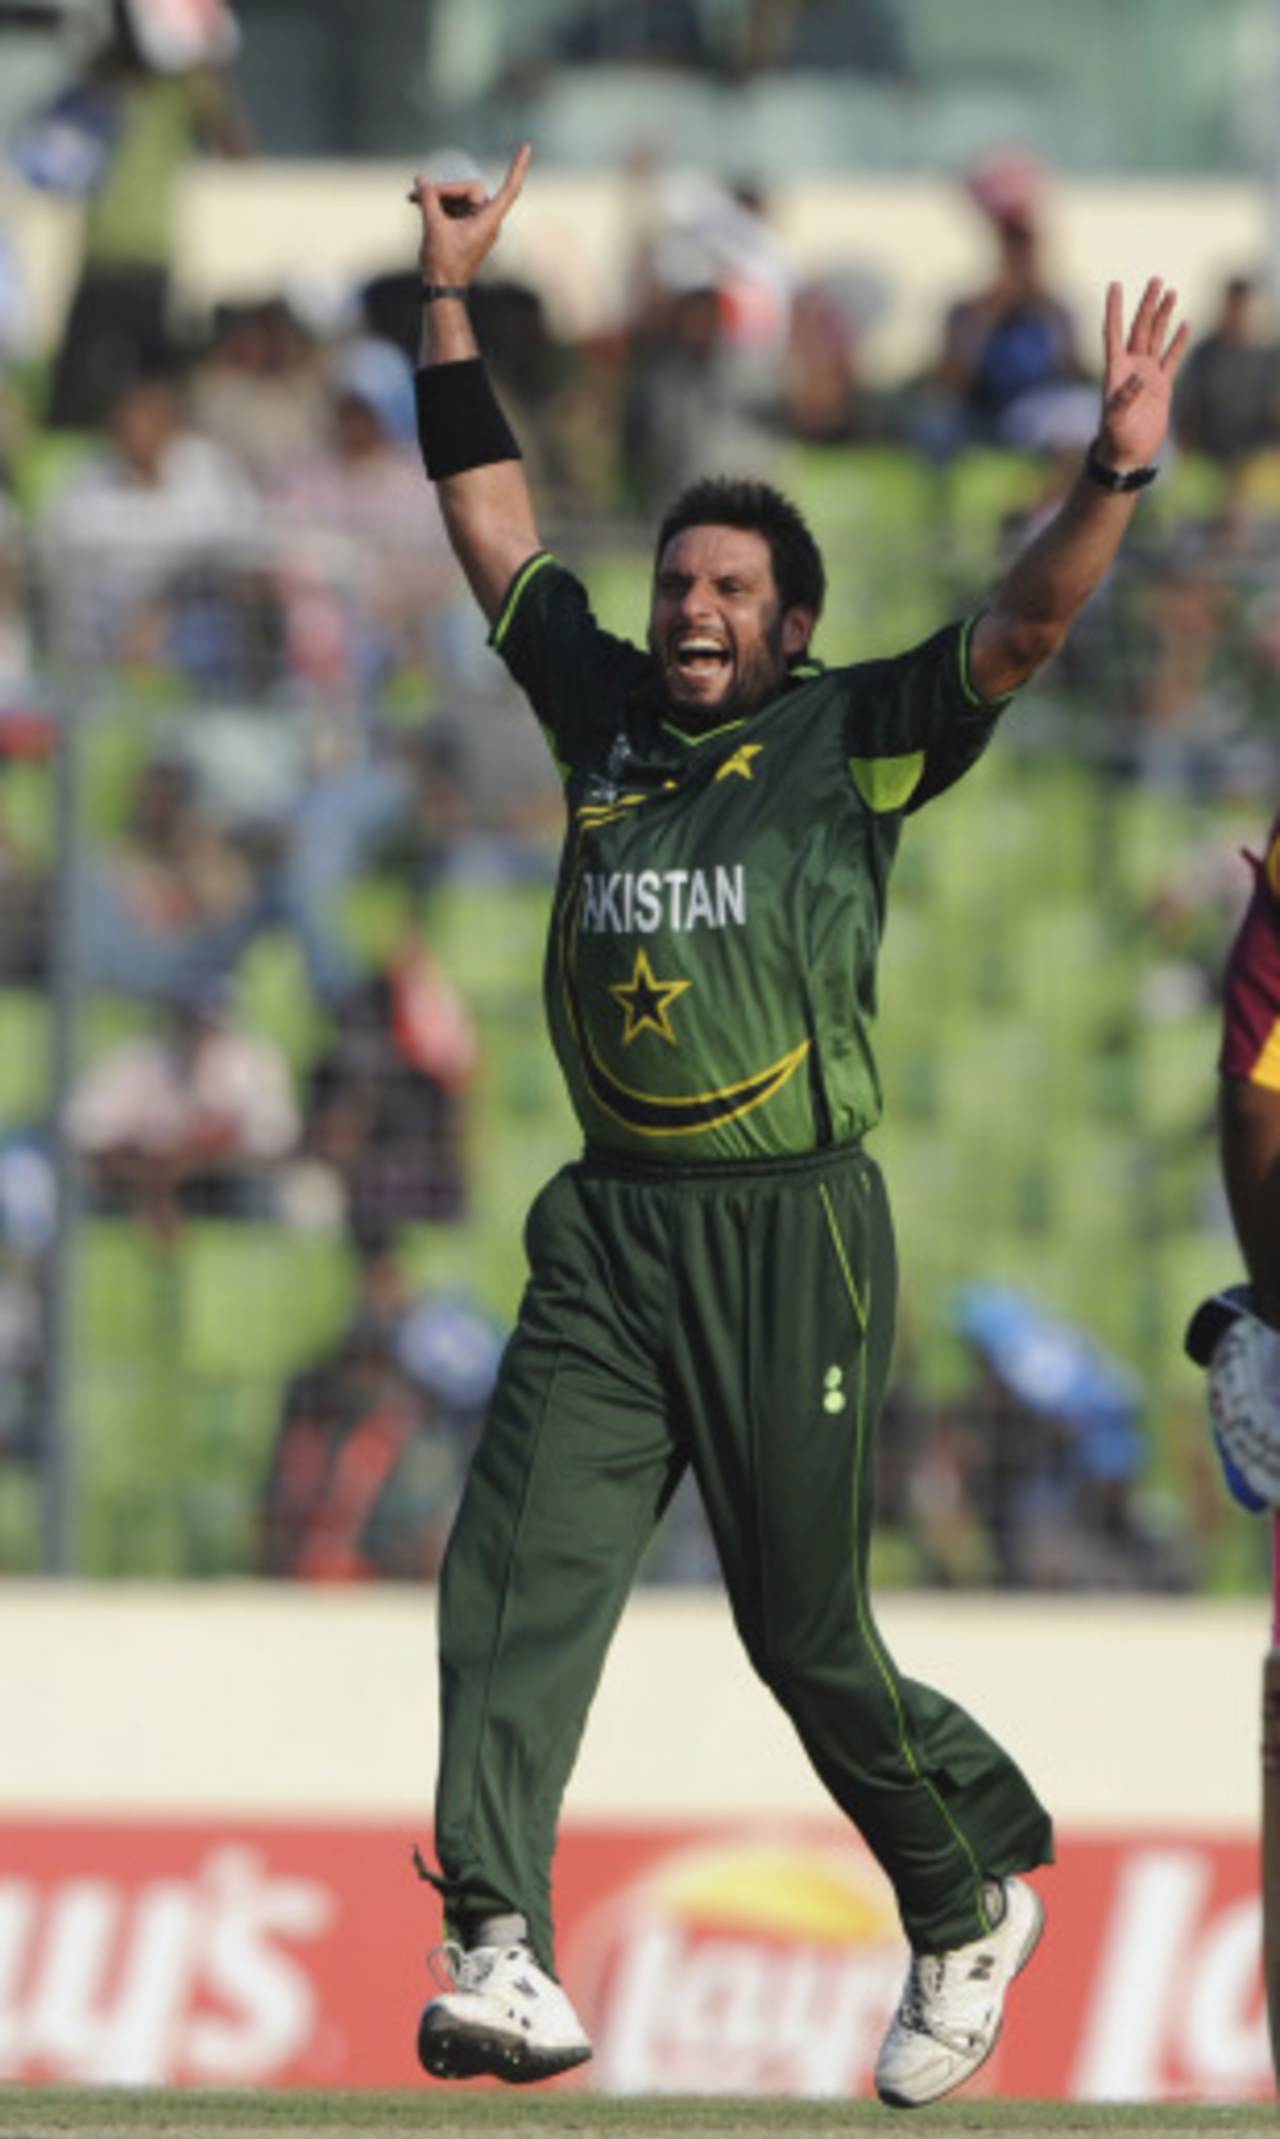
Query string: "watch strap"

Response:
xmin=1085 ymin=441 xmax=1158 ymax=492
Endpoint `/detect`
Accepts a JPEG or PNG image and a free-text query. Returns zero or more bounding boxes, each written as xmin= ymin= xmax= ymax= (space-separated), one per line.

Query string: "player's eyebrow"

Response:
xmin=655 ymin=567 xmax=759 ymax=594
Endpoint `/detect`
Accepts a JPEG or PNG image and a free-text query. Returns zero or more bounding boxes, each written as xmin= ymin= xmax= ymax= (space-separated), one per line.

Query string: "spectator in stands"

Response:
xmin=36 ymin=355 xmax=259 ymax=665
xmin=909 ymin=149 xmax=1091 ymax=460
xmin=259 ymin=1216 xmax=502 ymax=1581
xmin=76 ymin=748 xmax=256 ymax=1003
xmin=619 ymin=164 xmax=786 ymax=510
xmin=259 ymin=1294 xmax=454 ymax=1582
xmin=270 ymin=332 xmax=462 ymax=703
xmin=0 ymin=501 xmax=54 ymax=980
xmin=299 ymin=943 xmax=476 ymax=1240
xmin=161 ymin=332 xmax=472 ymax=1004
xmin=144 ymin=329 xmax=477 ymax=1005
xmin=779 ymin=271 xmax=890 ymax=445
xmin=44 ymin=0 xmax=251 ymax=431
xmin=1174 ymin=274 xmax=1280 ymax=470
xmin=622 ymin=279 xmax=775 ymax=512
xmin=67 ymin=979 xmax=299 ymax=1239
xmin=941 ymin=1285 xmax=1198 ymax=1591
xmin=189 ymin=294 xmax=329 ymax=491
xmin=468 ymin=279 xmax=610 ymax=522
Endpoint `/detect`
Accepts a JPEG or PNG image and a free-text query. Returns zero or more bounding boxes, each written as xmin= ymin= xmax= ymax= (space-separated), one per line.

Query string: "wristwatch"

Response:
xmin=1085 ymin=441 xmax=1158 ymax=492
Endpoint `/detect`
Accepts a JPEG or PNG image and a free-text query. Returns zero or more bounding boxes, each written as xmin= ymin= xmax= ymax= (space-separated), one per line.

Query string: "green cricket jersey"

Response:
xmin=493 ymin=552 xmax=1012 ymax=1163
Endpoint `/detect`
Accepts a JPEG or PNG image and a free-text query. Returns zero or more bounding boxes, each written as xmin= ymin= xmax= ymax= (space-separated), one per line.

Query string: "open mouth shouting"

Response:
xmin=668 ymin=633 xmax=733 ymax=695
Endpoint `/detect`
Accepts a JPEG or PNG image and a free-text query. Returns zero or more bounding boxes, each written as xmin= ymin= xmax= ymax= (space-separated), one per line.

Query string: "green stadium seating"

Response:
xmin=178 ymin=1223 xmax=350 ymax=1379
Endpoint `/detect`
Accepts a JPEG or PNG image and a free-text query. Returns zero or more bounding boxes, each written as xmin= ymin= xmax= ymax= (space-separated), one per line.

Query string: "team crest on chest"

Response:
xmin=608 ymin=949 xmax=692 ymax=1046
xmin=716 ymin=742 xmax=763 ymax=782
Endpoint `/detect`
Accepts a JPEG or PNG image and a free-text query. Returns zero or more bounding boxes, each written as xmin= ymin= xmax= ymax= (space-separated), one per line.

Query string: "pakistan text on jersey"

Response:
xmin=579 ymin=867 xmax=747 ymax=936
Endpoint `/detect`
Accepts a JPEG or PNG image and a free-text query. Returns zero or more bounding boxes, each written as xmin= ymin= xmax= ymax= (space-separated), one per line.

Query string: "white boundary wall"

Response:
xmin=0 ymin=1584 xmax=1263 ymax=1829
xmin=0 ymin=166 xmax=1265 ymax=380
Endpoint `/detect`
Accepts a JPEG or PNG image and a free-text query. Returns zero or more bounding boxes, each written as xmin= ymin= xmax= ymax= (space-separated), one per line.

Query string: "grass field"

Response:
xmin=0 ymin=2095 xmax=1274 ymax=2139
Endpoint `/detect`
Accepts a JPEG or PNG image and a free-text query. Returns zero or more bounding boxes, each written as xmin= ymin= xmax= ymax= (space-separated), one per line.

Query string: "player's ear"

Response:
xmin=782 ymin=606 xmax=816 ymax=660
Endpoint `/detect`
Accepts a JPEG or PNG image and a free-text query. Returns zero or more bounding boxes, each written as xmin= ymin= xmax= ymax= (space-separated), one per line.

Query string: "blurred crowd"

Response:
xmin=0 ymin=9 xmax=1276 ymax=1589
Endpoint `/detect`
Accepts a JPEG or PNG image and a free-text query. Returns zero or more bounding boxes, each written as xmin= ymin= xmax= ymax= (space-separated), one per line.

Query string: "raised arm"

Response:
xmin=410 ymin=143 xmax=543 ymax=623
xmin=968 ymin=278 xmax=1190 ymax=701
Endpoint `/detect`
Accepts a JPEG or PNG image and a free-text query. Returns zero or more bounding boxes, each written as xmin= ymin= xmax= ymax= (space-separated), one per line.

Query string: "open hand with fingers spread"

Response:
xmin=408 ymin=142 xmax=532 ymax=293
xmin=1098 ymin=278 xmax=1191 ymax=474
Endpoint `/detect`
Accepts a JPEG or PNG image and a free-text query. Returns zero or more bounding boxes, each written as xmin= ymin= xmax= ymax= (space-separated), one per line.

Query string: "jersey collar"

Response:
xmin=651 ymin=658 xmax=827 ymax=747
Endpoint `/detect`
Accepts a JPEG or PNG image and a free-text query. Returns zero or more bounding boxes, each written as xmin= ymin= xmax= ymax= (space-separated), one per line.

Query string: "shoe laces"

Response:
xmin=899 ymin=1943 xmax=997 ymax=2051
xmin=427 ymin=1939 xmax=466 ymax=1993
xmin=427 ymin=1939 xmax=534 ymax=1996
xmin=900 ymin=1952 xmax=947 ymax=2032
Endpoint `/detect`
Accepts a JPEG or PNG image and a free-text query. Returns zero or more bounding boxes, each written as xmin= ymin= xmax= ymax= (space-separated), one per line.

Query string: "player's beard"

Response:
xmin=658 ymin=614 xmax=792 ymax=726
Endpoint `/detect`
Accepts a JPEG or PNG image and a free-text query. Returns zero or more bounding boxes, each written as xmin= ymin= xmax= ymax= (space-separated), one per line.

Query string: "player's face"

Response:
xmin=649 ymin=525 xmax=813 ymax=717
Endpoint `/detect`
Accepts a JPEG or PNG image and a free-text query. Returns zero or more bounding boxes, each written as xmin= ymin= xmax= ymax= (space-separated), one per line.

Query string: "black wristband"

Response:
xmin=420 ymin=284 xmax=469 ymax=303
xmin=1085 ymin=441 xmax=1158 ymax=492
xmin=415 ymin=358 xmax=522 ymax=481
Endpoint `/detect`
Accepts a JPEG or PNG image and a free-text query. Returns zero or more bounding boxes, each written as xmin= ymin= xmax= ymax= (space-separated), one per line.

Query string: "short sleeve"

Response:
xmin=490 ymin=552 xmax=654 ymax=778
xmin=841 ymin=617 xmax=1013 ymax=817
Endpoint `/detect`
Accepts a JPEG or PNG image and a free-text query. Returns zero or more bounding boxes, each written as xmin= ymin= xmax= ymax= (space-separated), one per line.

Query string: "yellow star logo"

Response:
xmin=608 ymin=948 xmax=692 ymax=1046
xmin=716 ymin=743 xmax=763 ymax=782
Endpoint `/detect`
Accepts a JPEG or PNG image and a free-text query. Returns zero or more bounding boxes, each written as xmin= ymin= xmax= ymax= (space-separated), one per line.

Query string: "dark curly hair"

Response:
xmin=655 ymin=476 xmax=827 ymax=622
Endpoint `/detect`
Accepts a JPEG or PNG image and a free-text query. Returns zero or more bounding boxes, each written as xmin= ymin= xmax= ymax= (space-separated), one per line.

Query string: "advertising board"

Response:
xmin=0 ymin=1817 xmax=1267 ymax=2100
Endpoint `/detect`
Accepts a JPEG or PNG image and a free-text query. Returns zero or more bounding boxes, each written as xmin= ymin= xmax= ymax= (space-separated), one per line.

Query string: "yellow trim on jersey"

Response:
xmin=662 ymin=663 xmax=823 ymax=749
xmin=1250 ymin=1020 xmax=1280 ymax=1094
xmin=579 ymin=1032 xmax=813 ymax=1139
xmin=491 ymin=550 xmax=555 ymax=651
xmin=575 ymin=792 xmax=650 ymax=824
xmin=849 ymin=750 xmax=924 ymax=813
xmin=662 ymin=711 xmax=749 ymax=747
xmin=958 ymin=613 xmax=1015 ymax=710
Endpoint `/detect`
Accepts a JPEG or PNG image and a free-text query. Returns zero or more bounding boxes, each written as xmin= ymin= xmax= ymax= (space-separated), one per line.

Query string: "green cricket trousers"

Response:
xmin=432 ymin=1141 xmax=1052 ymax=1974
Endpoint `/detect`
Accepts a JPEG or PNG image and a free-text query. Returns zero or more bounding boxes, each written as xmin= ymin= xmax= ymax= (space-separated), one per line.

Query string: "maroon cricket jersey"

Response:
xmin=1221 ymin=811 xmax=1280 ymax=1090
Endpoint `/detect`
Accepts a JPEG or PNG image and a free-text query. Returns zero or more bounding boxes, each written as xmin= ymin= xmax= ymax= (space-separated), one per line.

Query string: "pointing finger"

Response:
xmin=493 ymin=141 xmax=533 ymax=211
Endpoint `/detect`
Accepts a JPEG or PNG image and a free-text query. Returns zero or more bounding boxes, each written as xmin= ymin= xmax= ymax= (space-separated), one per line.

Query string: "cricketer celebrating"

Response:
xmin=408 ymin=144 xmax=1188 ymax=2107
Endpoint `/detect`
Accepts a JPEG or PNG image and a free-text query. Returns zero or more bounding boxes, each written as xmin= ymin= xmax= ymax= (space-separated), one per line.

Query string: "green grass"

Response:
xmin=0 ymin=2096 xmax=1273 ymax=2138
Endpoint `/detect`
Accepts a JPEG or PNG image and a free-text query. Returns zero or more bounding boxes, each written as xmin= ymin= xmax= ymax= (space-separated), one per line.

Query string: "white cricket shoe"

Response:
xmin=418 ymin=1940 xmax=592 ymax=2084
xmin=875 ymin=1876 xmax=1045 ymax=2109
